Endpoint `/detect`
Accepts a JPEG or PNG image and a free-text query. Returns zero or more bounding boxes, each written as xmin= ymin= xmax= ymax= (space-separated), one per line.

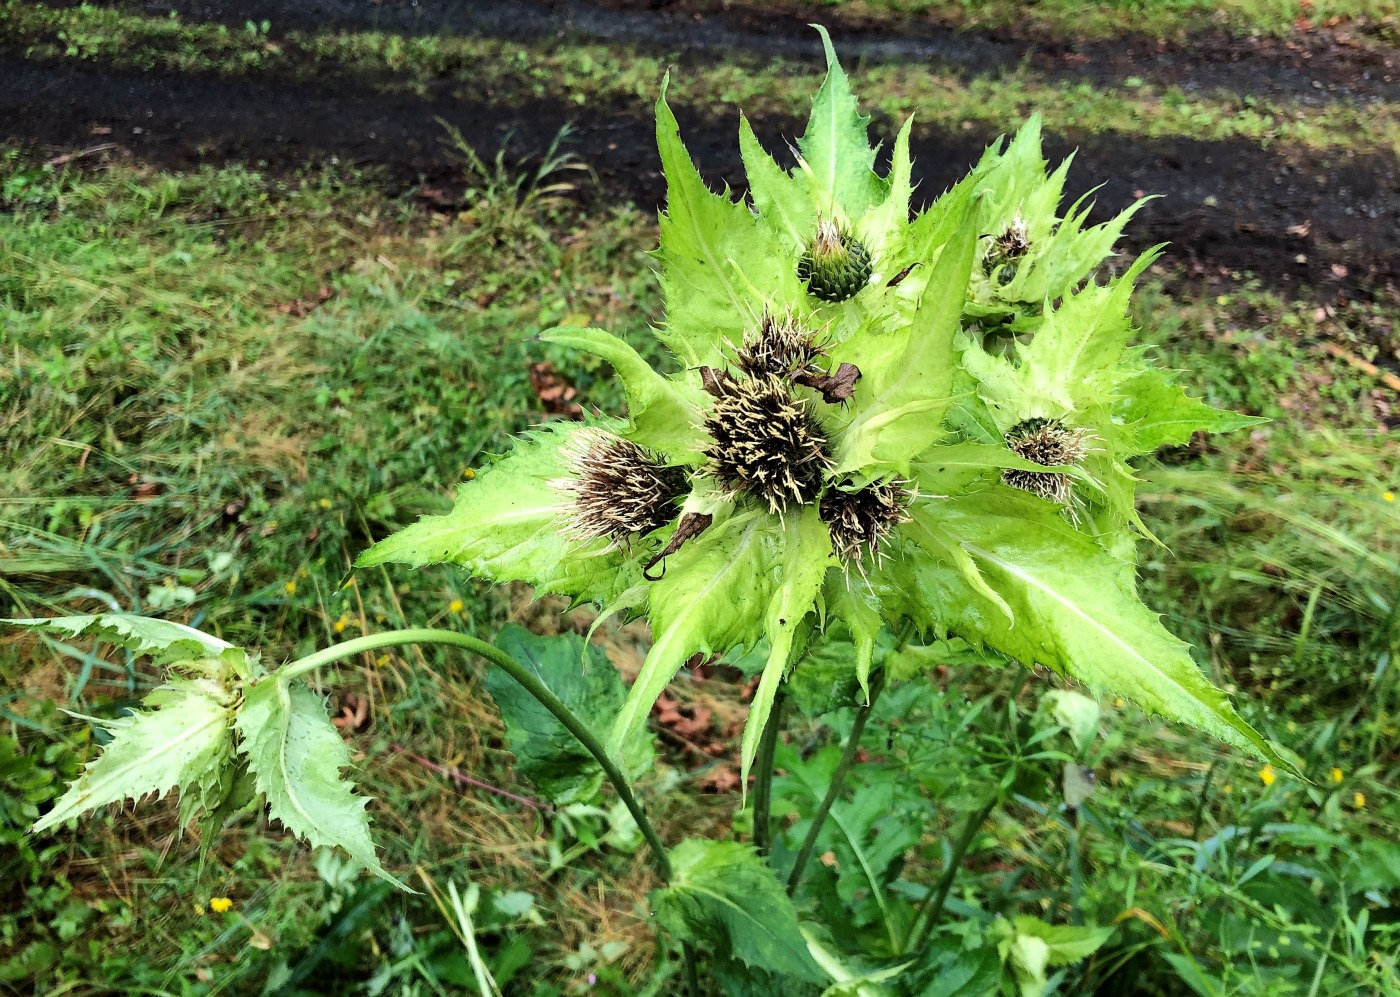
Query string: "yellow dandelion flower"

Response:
xmin=333 ymin=614 xmax=350 ymax=633
xmin=1222 ymin=784 xmax=1233 ymax=795
xmin=318 ymin=498 xmax=333 ymax=509
xmin=210 ymin=897 xmax=233 ymax=913
xmin=1330 ymin=767 xmax=1344 ymax=783
xmin=1259 ymin=764 xmax=1276 ymax=787
xmin=374 ymin=654 xmax=391 ymax=668
xmin=1384 ymin=491 xmax=1395 ymax=503
xmin=1353 ymin=792 xmax=1366 ymax=809
xmin=448 ymin=599 xmax=464 ymax=614
xmin=462 ymin=467 xmax=476 ymax=480
xmin=283 ymin=581 xmax=297 ymax=595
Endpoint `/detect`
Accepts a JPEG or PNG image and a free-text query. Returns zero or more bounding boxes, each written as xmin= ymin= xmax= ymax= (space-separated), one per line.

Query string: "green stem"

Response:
xmin=752 ymin=689 xmax=786 ymax=856
xmin=904 ymin=799 xmax=996 ymax=954
xmin=276 ymin=629 xmax=672 ymax=882
xmin=785 ymin=670 xmax=886 ymax=897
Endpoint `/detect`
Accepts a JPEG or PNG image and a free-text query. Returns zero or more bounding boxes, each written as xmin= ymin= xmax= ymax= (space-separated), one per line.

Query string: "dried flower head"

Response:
xmin=554 ymin=430 xmax=688 ymax=545
xmin=798 ymin=218 xmax=873 ymax=302
xmin=821 ymin=479 xmax=913 ymax=566
xmin=735 ymin=312 xmax=827 ymax=380
xmin=984 ymin=212 xmax=1032 ymax=283
xmin=1001 ymin=417 xmax=1089 ymax=505
xmin=703 ymin=375 xmax=832 ymax=512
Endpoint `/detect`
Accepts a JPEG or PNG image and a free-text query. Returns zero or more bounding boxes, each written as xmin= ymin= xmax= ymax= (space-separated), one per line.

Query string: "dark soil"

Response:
xmin=3 ymin=0 xmax=1399 ymax=315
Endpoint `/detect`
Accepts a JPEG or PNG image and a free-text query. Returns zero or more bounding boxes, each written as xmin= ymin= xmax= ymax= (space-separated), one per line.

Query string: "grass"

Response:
xmin=1 ymin=120 xmax=1398 ymax=993
xmin=805 ymin=0 xmax=1400 ymax=41
xmin=4 ymin=1 xmax=1400 ymax=159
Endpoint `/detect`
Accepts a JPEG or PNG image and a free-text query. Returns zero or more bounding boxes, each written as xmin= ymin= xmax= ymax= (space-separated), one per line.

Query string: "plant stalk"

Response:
xmin=785 ymin=670 xmax=886 ymax=896
xmin=751 ymin=689 xmax=786 ymax=856
xmin=276 ymin=629 xmax=672 ymax=882
xmin=904 ymin=798 xmax=996 ymax=954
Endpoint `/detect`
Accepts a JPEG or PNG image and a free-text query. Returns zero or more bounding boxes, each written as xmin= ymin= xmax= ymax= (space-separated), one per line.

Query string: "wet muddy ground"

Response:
xmin=4 ymin=0 xmax=1399 ymax=309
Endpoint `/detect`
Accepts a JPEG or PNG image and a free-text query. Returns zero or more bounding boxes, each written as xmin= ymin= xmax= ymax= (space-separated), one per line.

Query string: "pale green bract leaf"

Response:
xmin=797 ymin=25 xmax=886 ymax=220
xmin=541 ymin=327 xmax=707 ymax=461
xmin=822 ymin=579 xmax=881 ymax=696
xmin=6 ymin=613 xmax=237 ymax=667
xmin=1015 ymin=252 xmax=1158 ymax=409
xmin=32 ymin=680 xmax=233 ymax=834
xmin=609 ymin=512 xmax=777 ymax=759
xmin=917 ymin=490 xmax=1291 ymax=771
xmin=834 ymin=194 xmax=977 ymax=475
xmin=484 ymin=625 xmax=654 ymax=805
xmin=356 ymin=424 xmax=636 ymax=605
xmin=652 ymin=839 xmax=825 ymax=983
xmin=740 ymin=506 xmax=833 ymax=794
xmin=740 ymin=113 xmax=814 ymax=248
xmin=1116 ymin=365 xmax=1269 ymax=454
xmin=236 ymin=678 xmax=408 ymax=889
xmin=655 ymin=83 xmax=795 ymax=367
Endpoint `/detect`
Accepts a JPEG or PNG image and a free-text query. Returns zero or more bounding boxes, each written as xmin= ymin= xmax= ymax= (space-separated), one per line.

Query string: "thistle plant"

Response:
xmin=357 ymin=30 xmax=1280 ymax=786
xmin=12 ymin=28 xmax=1292 ymax=993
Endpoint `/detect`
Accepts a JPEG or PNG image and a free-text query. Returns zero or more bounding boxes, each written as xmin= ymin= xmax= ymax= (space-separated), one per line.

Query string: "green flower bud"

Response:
xmin=797 ymin=219 xmax=872 ymax=302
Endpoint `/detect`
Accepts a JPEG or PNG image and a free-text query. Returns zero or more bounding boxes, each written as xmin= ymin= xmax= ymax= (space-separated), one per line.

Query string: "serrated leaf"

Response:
xmin=655 ymin=83 xmax=794 ymax=367
xmin=741 ymin=506 xmax=833 ymax=794
xmin=912 ymin=489 xmax=1291 ymax=771
xmin=484 ymin=625 xmax=653 ymax=805
xmin=32 ymin=681 xmax=233 ymax=834
xmin=740 ymin=113 xmax=815 ymax=248
xmin=541 ymin=327 xmax=707 ymax=461
xmin=797 ymin=26 xmax=885 ymax=219
xmin=236 ymin=678 xmax=407 ymax=889
xmin=1015 ymin=252 xmax=1158 ymax=408
xmin=1116 ymin=366 xmax=1268 ymax=454
xmin=356 ymin=423 xmax=637 ymax=605
xmin=609 ymin=512 xmax=778 ymax=758
xmin=7 ymin=613 xmax=234 ymax=666
xmin=652 ymin=839 xmax=825 ymax=982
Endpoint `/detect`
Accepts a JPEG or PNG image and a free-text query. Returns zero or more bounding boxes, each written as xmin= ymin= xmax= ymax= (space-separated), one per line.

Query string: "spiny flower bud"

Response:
xmin=553 ymin=430 xmax=689 ymax=545
xmin=703 ymin=375 xmax=832 ymax=513
xmin=1001 ymin=417 xmax=1089 ymax=505
xmin=797 ymin=219 xmax=873 ymax=303
xmin=821 ymin=479 xmax=913 ymax=567
xmin=735 ymin=312 xmax=826 ymax=381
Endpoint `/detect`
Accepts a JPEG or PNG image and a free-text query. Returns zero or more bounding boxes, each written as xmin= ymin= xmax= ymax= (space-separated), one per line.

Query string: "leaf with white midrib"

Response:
xmin=236 ymin=677 xmax=409 ymax=890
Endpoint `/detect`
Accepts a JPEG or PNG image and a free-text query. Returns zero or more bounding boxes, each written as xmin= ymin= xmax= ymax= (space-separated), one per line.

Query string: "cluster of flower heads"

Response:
xmin=360 ymin=30 xmax=1284 ymax=779
xmin=558 ymin=300 xmax=917 ymax=574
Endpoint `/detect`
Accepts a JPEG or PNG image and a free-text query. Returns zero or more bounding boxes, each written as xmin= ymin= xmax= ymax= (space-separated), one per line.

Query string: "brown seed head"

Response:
xmin=554 ymin=430 xmax=688 ymax=545
xmin=735 ymin=312 xmax=826 ymax=381
xmin=821 ymin=479 xmax=914 ymax=566
xmin=703 ymin=375 xmax=832 ymax=513
xmin=1001 ymin=417 xmax=1089 ymax=505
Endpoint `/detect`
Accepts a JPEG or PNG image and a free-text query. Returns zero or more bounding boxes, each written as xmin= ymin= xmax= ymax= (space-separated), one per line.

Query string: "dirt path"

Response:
xmin=5 ymin=50 xmax=1397 ymax=307
xmin=90 ymin=0 xmax=1400 ymax=103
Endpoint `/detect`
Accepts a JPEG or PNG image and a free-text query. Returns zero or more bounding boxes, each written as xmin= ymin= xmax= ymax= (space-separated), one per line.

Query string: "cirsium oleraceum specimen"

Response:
xmin=359 ymin=29 xmax=1287 ymax=783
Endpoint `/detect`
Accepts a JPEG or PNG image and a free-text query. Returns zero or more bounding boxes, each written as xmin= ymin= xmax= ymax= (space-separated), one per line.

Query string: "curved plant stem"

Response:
xmin=904 ymin=798 xmax=996 ymax=955
xmin=752 ymin=689 xmax=786 ymax=856
xmin=785 ymin=670 xmax=886 ymax=896
xmin=276 ymin=629 xmax=672 ymax=882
